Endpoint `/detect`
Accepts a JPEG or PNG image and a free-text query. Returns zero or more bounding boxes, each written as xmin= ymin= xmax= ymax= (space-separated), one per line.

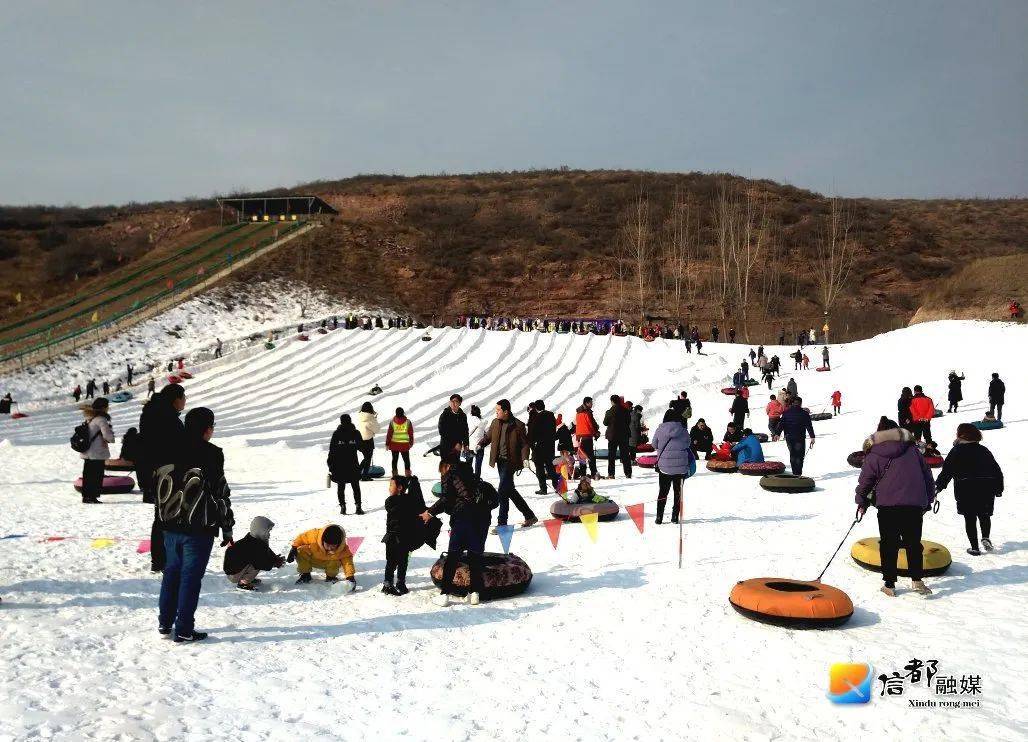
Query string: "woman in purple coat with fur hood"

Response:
xmin=855 ymin=417 xmax=936 ymax=597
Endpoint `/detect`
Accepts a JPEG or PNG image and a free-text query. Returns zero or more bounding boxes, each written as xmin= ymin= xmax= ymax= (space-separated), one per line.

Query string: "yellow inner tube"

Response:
xmin=850 ymin=537 xmax=952 ymax=576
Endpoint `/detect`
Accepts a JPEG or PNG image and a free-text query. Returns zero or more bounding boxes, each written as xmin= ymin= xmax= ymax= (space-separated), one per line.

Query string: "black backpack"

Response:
xmin=474 ymin=480 xmax=500 ymax=510
xmin=70 ymin=421 xmax=99 ymax=453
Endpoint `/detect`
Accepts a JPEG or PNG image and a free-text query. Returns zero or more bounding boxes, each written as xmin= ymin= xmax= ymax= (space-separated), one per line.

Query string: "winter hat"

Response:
xmin=249 ymin=516 xmax=275 ymax=542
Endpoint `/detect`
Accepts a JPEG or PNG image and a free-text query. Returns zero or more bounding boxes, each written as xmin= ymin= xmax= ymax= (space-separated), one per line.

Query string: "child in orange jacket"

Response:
xmin=831 ymin=390 xmax=842 ymax=416
xmin=288 ymin=524 xmax=356 ymax=590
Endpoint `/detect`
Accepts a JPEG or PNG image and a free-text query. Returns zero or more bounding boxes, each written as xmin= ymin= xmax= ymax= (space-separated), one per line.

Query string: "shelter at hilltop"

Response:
xmin=217 ymin=195 xmax=337 ymax=224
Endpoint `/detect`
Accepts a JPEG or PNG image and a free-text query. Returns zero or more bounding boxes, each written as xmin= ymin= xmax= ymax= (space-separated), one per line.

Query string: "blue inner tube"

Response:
xmin=972 ymin=419 xmax=1003 ymax=430
xmin=110 ymin=391 xmax=133 ymax=403
xmin=367 ymin=465 xmax=386 ymax=478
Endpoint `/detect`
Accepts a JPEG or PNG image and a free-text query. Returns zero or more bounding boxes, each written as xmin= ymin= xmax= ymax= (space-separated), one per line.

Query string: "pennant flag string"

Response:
xmin=580 ymin=513 xmax=599 ymax=543
xmin=496 ymin=525 xmax=515 ymax=554
xmin=543 ymin=518 xmax=562 ymax=550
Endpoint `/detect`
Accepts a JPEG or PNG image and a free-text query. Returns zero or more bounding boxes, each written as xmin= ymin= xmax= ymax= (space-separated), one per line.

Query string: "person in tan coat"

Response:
xmin=480 ymin=399 xmax=537 ymax=529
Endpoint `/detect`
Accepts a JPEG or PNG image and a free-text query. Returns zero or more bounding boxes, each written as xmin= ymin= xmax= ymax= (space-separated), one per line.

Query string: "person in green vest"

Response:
xmin=386 ymin=407 xmax=415 ymax=477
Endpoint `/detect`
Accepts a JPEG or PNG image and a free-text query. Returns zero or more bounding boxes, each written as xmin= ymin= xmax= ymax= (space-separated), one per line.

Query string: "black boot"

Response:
xmin=339 ymin=501 xmax=347 ymax=515
xmin=355 ymin=496 xmax=364 ymax=516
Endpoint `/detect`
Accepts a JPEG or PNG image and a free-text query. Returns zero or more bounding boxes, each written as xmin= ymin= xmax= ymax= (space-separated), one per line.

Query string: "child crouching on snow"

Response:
xmin=560 ymin=477 xmax=610 ymax=505
xmin=288 ymin=524 xmax=356 ymax=591
xmin=223 ymin=516 xmax=286 ymax=591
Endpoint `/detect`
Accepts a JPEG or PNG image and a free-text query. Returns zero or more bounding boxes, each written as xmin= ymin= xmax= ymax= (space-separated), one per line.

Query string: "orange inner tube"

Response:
xmin=729 ymin=577 xmax=853 ymax=628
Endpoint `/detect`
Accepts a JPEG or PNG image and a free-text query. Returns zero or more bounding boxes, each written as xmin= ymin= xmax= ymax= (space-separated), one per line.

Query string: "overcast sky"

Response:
xmin=1 ymin=1 xmax=1025 ymax=205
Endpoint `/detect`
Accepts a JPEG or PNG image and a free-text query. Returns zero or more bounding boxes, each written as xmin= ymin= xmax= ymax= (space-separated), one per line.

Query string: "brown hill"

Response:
xmin=2 ymin=170 xmax=1026 ymax=344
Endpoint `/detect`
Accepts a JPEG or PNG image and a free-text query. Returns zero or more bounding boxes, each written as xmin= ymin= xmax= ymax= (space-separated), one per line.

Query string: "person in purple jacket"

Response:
xmin=651 ymin=409 xmax=698 ymax=525
xmin=855 ymin=417 xmax=936 ymax=597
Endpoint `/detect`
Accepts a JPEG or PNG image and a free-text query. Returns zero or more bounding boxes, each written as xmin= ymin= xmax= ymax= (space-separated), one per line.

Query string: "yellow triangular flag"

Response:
xmin=91 ymin=311 xmax=99 ymax=323
xmin=580 ymin=512 xmax=599 ymax=543
xmin=90 ymin=538 xmax=117 ymax=549
xmin=15 ymin=292 xmax=21 ymax=303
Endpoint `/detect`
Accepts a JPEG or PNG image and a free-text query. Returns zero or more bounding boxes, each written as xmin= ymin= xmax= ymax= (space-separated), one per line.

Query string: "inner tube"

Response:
xmin=166 ymin=375 xmax=181 ymax=384
xmin=847 ymin=451 xmax=866 ymax=469
xmin=421 ymin=335 xmax=432 ymax=342
xmin=643 ymin=337 xmax=655 ymax=343
xmin=298 ymin=334 xmax=310 ymax=341
xmin=636 ymin=443 xmax=654 ymax=453
xmin=933 ymin=409 xmax=943 ymax=418
xmin=549 ymin=499 xmax=620 ymax=522
xmin=10 ymin=412 xmax=27 ymax=419
xmin=594 ymin=448 xmax=609 ymax=459
xmin=850 ymin=537 xmax=952 ymax=577
xmin=73 ymin=475 xmax=135 ymax=495
xmin=744 ymin=379 xmax=759 ymax=386
xmin=110 ymin=391 xmax=133 ymax=403
xmin=721 ymin=388 xmax=739 ymax=395
xmin=924 ymin=455 xmax=944 ymax=468
xmin=759 ymin=474 xmax=815 ymax=492
xmin=178 ymin=371 xmax=193 ymax=380
xmin=367 ymin=465 xmax=386 ymax=478
xmin=317 ymin=328 xmax=328 ymax=334
xmin=265 ymin=342 xmax=276 ymax=350
xmin=104 ymin=459 xmax=135 ymax=472
xmin=706 ymin=459 xmax=738 ymax=473
xmin=972 ymin=419 xmax=1003 ymax=431
xmin=430 ymin=552 xmax=532 ymax=600
xmin=729 ymin=577 xmax=853 ymax=629
xmin=810 ymin=412 xmax=833 ymax=421
xmin=816 ymin=366 xmax=830 ymax=372
xmin=636 ymin=454 xmax=658 ymax=468
xmin=431 ymin=482 xmax=442 ymax=495
xmin=739 ymin=461 xmax=786 ymax=476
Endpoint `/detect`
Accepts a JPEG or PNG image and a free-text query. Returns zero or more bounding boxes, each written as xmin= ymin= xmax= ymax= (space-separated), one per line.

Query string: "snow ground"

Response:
xmin=0 ymin=320 xmax=1025 ymax=741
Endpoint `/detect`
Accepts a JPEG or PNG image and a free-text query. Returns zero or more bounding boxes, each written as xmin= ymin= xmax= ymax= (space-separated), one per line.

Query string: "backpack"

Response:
xmin=154 ymin=464 xmax=225 ymax=531
xmin=70 ymin=420 xmax=99 ymax=453
xmin=474 ymin=480 xmax=500 ymax=510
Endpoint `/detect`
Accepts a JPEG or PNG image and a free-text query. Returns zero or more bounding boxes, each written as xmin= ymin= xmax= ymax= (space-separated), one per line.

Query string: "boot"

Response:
xmin=382 ymin=581 xmax=399 ymax=595
xmin=296 ymin=573 xmax=312 ymax=584
xmin=881 ymin=585 xmax=896 ymax=597
xmin=395 ymin=582 xmax=409 ymax=595
xmin=339 ymin=501 xmax=347 ymax=515
xmin=982 ymin=538 xmax=994 ymax=551
xmin=911 ymin=580 xmax=932 ymax=596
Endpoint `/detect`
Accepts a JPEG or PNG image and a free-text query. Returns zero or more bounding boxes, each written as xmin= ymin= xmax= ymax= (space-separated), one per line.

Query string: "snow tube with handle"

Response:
xmin=721 ymin=387 xmax=740 ymax=395
xmin=643 ymin=336 xmax=655 ymax=343
xmin=810 ymin=412 xmax=833 ymax=421
xmin=421 ymin=335 xmax=432 ymax=342
xmin=110 ymin=391 xmax=133 ymax=403
xmin=367 ymin=465 xmax=385 ymax=479
xmin=739 ymin=461 xmax=786 ymax=476
xmin=924 ymin=455 xmax=944 ymax=468
xmin=729 ymin=578 xmax=853 ymax=629
xmin=706 ymin=459 xmax=738 ymax=473
xmin=430 ymin=552 xmax=532 ymax=599
xmin=73 ymin=476 xmax=135 ymax=495
xmin=317 ymin=328 xmax=329 ymax=334
xmin=298 ymin=334 xmax=310 ymax=341
xmin=636 ymin=443 xmax=654 ymax=453
xmin=178 ymin=371 xmax=193 ymax=380
xmin=104 ymin=459 xmax=135 ymax=472
xmin=636 ymin=455 xmax=658 ymax=469
xmin=11 ymin=412 xmax=28 ymax=419
xmin=744 ymin=379 xmax=759 ymax=386
xmin=850 ymin=538 xmax=952 ymax=577
xmin=816 ymin=366 xmax=830 ymax=372
xmin=933 ymin=409 xmax=943 ymax=419
xmin=972 ymin=419 xmax=1003 ymax=431
xmin=759 ymin=474 xmax=815 ymax=492
xmin=265 ymin=342 xmax=276 ymax=350
xmin=847 ymin=451 xmax=865 ymax=469
xmin=166 ymin=375 xmax=181 ymax=384
xmin=549 ymin=499 xmax=620 ymax=522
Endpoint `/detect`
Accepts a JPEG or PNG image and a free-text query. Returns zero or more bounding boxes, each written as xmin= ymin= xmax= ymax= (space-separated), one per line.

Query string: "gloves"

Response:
xmin=343 ymin=577 xmax=357 ymax=594
xmin=287 ymin=546 xmax=297 ymax=563
xmin=220 ymin=530 xmax=233 ymax=547
xmin=273 ymin=554 xmax=286 ymax=568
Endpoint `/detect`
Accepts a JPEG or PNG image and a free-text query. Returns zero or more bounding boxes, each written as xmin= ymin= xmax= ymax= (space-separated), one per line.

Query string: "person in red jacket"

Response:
xmin=765 ymin=394 xmax=784 ymax=441
xmin=908 ymin=385 xmax=936 ymax=445
xmin=386 ymin=407 xmax=415 ymax=477
xmin=574 ymin=397 xmax=600 ymax=478
xmin=831 ymin=390 xmax=842 ymax=416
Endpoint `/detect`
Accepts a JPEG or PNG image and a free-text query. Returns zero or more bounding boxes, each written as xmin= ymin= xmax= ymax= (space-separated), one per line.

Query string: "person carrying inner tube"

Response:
xmin=935 ymin=423 xmax=1004 ymax=556
xmin=855 ymin=417 xmax=935 ymax=597
xmin=651 ymin=409 xmax=697 ymax=524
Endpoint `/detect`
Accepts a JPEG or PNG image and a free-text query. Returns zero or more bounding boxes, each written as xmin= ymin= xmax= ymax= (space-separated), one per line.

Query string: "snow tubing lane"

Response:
xmin=166 ymin=375 xmax=181 ymax=384
xmin=924 ymin=455 xmax=944 ymax=468
xmin=636 ymin=455 xmax=658 ymax=468
xmin=729 ymin=578 xmax=853 ymax=629
xmin=739 ymin=461 xmax=786 ymax=476
xmin=430 ymin=552 xmax=532 ymax=599
xmin=73 ymin=476 xmax=135 ymax=494
xmin=810 ymin=412 xmax=833 ymax=421
xmin=110 ymin=391 xmax=133 ymax=403
xmin=104 ymin=459 xmax=135 ymax=472
xmin=850 ymin=538 xmax=952 ymax=577
xmin=636 ymin=443 xmax=655 ymax=453
xmin=549 ymin=500 xmax=620 ymax=522
xmin=706 ymin=459 xmax=738 ymax=473
xmin=759 ymin=474 xmax=815 ymax=492
xmin=847 ymin=451 xmax=866 ymax=469
xmin=367 ymin=465 xmax=386 ymax=479
xmin=973 ymin=419 xmax=1003 ymax=430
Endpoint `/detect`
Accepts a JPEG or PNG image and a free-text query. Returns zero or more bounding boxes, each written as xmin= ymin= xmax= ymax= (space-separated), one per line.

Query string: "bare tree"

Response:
xmin=711 ymin=183 xmax=735 ymax=321
xmin=814 ymin=198 xmax=856 ymax=322
xmin=619 ymin=190 xmax=651 ymax=321
xmin=731 ymin=190 xmax=772 ymax=342
xmin=661 ymin=188 xmax=695 ymax=321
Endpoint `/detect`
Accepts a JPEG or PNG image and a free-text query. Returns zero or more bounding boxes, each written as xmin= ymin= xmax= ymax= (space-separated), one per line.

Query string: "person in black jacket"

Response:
xmin=158 ymin=406 xmax=234 ymax=642
xmin=730 ymin=390 xmax=749 ymax=430
xmin=947 ymin=371 xmax=966 ymax=413
xmin=779 ymin=397 xmax=815 ymax=475
xmin=897 ymin=387 xmax=914 ymax=430
xmin=382 ymin=475 xmax=437 ymax=595
xmin=722 ymin=422 xmax=743 ymax=446
xmin=690 ymin=419 xmax=714 ymax=458
xmin=603 ymin=395 xmax=633 ymax=479
xmin=328 ymin=414 xmax=363 ymax=515
xmin=437 ymin=394 xmax=470 ymax=459
xmin=139 ymin=384 xmax=187 ymax=571
xmin=988 ymin=373 xmax=1005 ymax=421
xmin=935 ymin=423 xmax=1004 ymax=555
xmin=223 ymin=516 xmax=285 ymax=590
xmin=527 ymin=399 xmax=560 ymax=495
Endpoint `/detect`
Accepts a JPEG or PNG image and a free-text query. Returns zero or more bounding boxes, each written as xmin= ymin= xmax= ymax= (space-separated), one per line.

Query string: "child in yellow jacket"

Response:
xmin=288 ymin=524 xmax=356 ymax=591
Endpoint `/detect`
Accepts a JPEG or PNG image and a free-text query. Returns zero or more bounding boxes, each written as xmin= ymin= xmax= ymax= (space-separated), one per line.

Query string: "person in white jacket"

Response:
xmin=80 ymin=397 xmax=115 ymax=503
xmin=356 ymin=402 xmax=381 ymax=480
xmin=467 ymin=404 xmax=488 ymax=478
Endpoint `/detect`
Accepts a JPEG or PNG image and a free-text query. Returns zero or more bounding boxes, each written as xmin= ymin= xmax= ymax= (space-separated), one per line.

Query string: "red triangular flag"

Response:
xmin=543 ymin=518 xmax=563 ymax=549
xmin=345 ymin=536 xmax=364 ymax=555
xmin=197 ymin=265 xmax=205 ymax=276
xmin=627 ymin=503 xmax=645 ymax=534
xmin=166 ymin=279 xmax=173 ymax=289
xmin=42 ymin=536 xmax=68 ymax=543
xmin=136 ymin=539 xmax=152 ymax=554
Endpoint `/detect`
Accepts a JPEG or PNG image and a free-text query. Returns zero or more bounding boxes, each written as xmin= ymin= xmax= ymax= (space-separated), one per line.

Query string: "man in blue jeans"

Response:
xmin=158 ymin=407 xmax=234 ymax=642
xmin=779 ymin=397 xmax=815 ymax=475
xmin=483 ymin=399 xmax=538 ymax=529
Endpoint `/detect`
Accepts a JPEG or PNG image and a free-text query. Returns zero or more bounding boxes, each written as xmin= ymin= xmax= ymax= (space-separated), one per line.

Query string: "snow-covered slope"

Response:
xmin=1 ymin=320 xmax=1025 ymax=741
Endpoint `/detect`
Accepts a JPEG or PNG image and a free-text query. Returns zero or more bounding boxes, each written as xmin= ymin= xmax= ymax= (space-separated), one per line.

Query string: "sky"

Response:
xmin=0 ymin=1 xmax=1025 ymax=205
